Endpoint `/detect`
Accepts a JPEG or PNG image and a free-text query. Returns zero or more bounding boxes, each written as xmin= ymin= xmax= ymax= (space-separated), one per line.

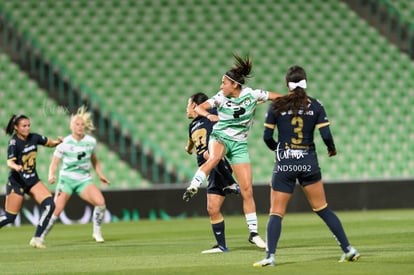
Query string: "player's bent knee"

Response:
xmin=206 ymin=205 xmax=220 ymax=216
xmin=207 ymin=156 xmax=221 ymax=167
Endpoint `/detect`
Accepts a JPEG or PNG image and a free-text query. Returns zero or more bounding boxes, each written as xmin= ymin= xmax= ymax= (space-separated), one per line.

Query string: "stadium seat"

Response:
xmin=0 ymin=51 xmax=146 ymax=190
xmin=1 ymin=0 xmax=414 ymax=182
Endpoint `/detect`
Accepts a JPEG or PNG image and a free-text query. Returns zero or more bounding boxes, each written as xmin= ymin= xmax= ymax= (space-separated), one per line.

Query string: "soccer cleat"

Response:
xmin=253 ymin=257 xmax=276 ymax=267
xmin=182 ymin=186 xmax=198 ymax=202
xmin=29 ymin=237 xmax=46 ymax=249
xmin=92 ymin=231 xmax=105 ymax=243
xmin=248 ymin=232 xmax=266 ymax=249
xmin=339 ymin=247 xmax=360 ymax=262
xmin=201 ymin=244 xmax=229 ymax=254
xmin=222 ymin=183 xmax=240 ymax=195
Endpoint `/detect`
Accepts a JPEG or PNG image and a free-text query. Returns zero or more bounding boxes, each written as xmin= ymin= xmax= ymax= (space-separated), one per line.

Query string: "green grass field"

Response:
xmin=0 ymin=209 xmax=413 ymax=274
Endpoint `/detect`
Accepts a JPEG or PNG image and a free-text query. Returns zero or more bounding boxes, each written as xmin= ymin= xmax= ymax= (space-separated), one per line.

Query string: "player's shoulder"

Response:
xmin=28 ymin=132 xmax=41 ymax=139
xmin=240 ymin=86 xmax=256 ymax=96
xmin=241 ymin=86 xmax=268 ymax=99
xmin=190 ymin=116 xmax=212 ymax=131
xmin=212 ymin=90 xmax=224 ymax=100
xmin=83 ymin=134 xmax=97 ymax=143
xmin=57 ymin=135 xmax=74 ymax=149
xmin=28 ymin=132 xmax=48 ymax=143
xmin=308 ymin=96 xmax=324 ymax=107
xmin=62 ymin=135 xmax=72 ymax=142
xmin=8 ymin=135 xmax=18 ymax=146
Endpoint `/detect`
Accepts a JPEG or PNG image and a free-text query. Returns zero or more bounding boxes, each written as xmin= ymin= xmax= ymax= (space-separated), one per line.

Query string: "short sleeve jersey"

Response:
xmin=188 ymin=109 xmax=217 ymax=166
xmin=7 ymin=133 xmax=48 ymax=183
xmin=207 ymin=87 xmax=269 ymax=141
xmin=264 ymin=97 xmax=330 ymax=150
xmin=54 ymin=134 xmax=96 ymax=181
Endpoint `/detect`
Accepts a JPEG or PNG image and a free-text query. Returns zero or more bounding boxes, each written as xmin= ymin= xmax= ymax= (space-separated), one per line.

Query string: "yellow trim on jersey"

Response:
xmin=264 ymin=123 xmax=275 ymax=129
xmin=45 ymin=138 xmax=54 ymax=147
xmin=316 ymin=122 xmax=330 ymax=129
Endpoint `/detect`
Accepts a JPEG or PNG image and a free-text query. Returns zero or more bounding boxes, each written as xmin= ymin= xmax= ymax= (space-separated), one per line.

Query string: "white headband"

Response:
xmin=288 ymin=79 xmax=307 ymax=91
xmin=224 ymin=74 xmax=242 ymax=85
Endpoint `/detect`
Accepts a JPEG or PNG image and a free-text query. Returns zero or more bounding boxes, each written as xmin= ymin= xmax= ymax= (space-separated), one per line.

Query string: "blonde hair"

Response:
xmin=71 ymin=106 xmax=95 ymax=133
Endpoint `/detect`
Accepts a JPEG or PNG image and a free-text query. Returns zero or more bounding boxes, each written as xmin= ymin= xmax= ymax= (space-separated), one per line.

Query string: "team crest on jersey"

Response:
xmin=243 ymin=98 xmax=252 ymax=106
xmin=9 ymin=139 xmax=16 ymax=146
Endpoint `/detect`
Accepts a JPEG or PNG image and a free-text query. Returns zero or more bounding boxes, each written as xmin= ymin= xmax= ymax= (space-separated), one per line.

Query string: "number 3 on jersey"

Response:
xmin=291 ymin=116 xmax=303 ymax=144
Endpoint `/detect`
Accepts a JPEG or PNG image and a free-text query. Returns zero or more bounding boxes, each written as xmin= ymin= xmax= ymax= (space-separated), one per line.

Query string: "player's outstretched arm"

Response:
xmin=46 ymin=136 xmax=63 ymax=147
xmin=48 ymin=155 xmax=60 ymax=184
xmin=91 ymin=153 xmax=110 ymax=185
xmin=267 ymin=91 xmax=283 ymax=101
xmin=194 ymin=101 xmax=218 ymax=122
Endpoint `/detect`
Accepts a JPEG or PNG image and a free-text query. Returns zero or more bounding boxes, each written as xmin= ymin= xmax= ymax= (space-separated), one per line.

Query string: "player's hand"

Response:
xmin=99 ymin=175 xmax=110 ymax=186
xmin=183 ymin=186 xmax=198 ymax=202
xmin=328 ymin=150 xmax=337 ymax=157
xmin=48 ymin=175 xmax=56 ymax=184
xmin=56 ymin=136 xmax=63 ymax=144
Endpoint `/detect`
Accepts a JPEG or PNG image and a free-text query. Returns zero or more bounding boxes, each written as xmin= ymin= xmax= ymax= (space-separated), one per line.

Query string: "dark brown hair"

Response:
xmin=224 ymin=54 xmax=252 ymax=86
xmin=272 ymin=65 xmax=309 ymax=116
xmin=5 ymin=114 xmax=29 ymax=135
xmin=190 ymin=92 xmax=209 ymax=105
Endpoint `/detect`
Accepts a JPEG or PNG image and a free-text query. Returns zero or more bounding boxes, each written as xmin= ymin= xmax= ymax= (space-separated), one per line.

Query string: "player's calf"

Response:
xmin=0 ymin=212 xmax=17 ymax=228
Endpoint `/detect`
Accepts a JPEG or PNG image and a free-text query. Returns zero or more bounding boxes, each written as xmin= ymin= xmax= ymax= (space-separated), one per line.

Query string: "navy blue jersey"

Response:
xmin=7 ymin=133 xmax=48 ymax=185
xmin=188 ymin=109 xmax=217 ymax=166
xmin=264 ymin=97 xmax=330 ymax=151
xmin=264 ymin=97 xmax=335 ymax=192
xmin=188 ymin=108 xmax=237 ymax=196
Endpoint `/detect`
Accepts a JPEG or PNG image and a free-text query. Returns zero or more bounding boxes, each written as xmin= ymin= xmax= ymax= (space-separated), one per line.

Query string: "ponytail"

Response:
xmin=224 ymin=54 xmax=252 ymax=86
xmin=272 ymin=65 xmax=309 ymax=116
xmin=5 ymin=114 xmax=29 ymax=136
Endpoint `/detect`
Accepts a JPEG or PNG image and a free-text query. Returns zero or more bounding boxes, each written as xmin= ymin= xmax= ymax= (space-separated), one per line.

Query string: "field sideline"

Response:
xmin=0 ymin=209 xmax=413 ymax=274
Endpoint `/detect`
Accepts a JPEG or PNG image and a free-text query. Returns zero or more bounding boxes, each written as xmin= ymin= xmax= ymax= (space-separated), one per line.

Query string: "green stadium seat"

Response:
xmin=2 ymin=0 xmax=414 ymax=182
xmin=0 ymin=51 xmax=146 ymax=190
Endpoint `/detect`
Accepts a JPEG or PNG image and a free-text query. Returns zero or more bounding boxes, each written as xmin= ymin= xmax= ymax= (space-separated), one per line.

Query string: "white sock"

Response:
xmin=245 ymin=212 xmax=258 ymax=233
xmin=190 ymin=169 xmax=206 ymax=188
xmin=93 ymin=205 xmax=106 ymax=233
xmin=40 ymin=215 xmax=58 ymax=240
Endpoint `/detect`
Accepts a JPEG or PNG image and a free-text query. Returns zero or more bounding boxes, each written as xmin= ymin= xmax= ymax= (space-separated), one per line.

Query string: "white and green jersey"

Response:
xmin=54 ymin=134 xmax=96 ymax=181
xmin=207 ymin=87 xmax=269 ymax=141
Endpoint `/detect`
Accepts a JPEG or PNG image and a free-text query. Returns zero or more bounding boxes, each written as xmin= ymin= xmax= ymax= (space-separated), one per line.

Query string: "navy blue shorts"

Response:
xmin=271 ymin=150 xmax=321 ymax=193
xmin=6 ymin=175 xmax=40 ymax=196
xmin=207 ymin=170 xmax=235 ymax=196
